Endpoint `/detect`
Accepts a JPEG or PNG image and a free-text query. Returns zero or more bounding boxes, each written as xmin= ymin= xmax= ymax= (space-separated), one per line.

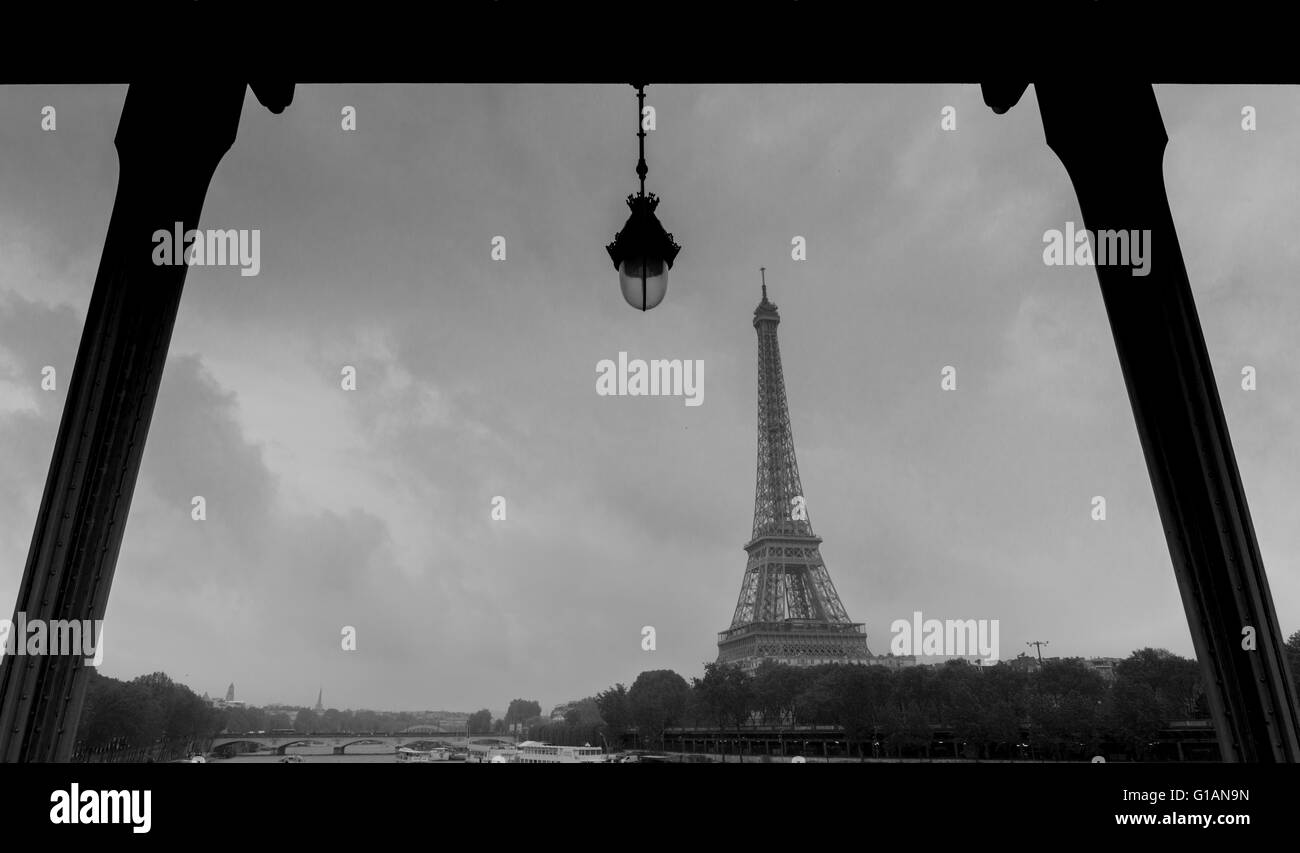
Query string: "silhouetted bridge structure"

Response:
xmin=209 ymin=732 xmax=516 ymax=756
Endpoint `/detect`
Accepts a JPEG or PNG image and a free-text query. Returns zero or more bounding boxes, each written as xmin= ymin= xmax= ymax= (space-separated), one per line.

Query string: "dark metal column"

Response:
xmin=986 ymin=83 xmax=1300 ymax=761
xmin=0 ymin=82 xmax=292 ymax=762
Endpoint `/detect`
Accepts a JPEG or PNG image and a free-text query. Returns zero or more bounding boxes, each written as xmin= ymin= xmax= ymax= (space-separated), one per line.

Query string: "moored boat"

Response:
xmin=396 ymin=746 xmax=451 ymax=763
xmin=466 ymin=743 xmax=519 ymax=763
xmin=515 ymin=741 xmax=606 ymax=764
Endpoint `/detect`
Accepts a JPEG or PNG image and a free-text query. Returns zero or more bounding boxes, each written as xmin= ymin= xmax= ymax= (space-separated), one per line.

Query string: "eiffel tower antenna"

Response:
xmin=717 ymin=277 xmax=871 ymax=670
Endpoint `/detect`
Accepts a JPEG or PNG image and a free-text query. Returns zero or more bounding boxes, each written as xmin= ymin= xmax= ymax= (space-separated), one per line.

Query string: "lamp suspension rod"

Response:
xmin=635 ymin=83 xmax=647 ymax=197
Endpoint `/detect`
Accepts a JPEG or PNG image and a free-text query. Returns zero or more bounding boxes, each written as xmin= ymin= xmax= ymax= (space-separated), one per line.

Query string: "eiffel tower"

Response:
xmin=717 ymin=274 xmax=872 ymax=671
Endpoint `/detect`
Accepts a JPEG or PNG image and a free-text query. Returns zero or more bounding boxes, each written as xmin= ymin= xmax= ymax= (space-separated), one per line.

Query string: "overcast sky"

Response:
xmin=2 ymin=85 xmax=1298 ymax=715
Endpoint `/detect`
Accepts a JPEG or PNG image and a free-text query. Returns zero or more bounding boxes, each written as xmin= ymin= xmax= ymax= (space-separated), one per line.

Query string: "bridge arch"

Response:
xmin=209 ymin=738 xmax=271 ymax=755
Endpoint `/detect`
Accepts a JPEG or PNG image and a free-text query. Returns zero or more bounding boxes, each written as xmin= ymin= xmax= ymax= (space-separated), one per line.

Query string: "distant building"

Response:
xmin=1005 ymin=653 xmax=1042 ymax=674
xmin=867 ymin=654 xmax=918 ymax=670
xmin=313 ymin=688 xmax=324 ymax=713
xmin=404 ymin=715 xmax=471 ymax=734
xmin=1083 ymin=657 xmax=1123 ymax=682
xmin=203 ymin=684 xmax=245 ymax=709
xmin=1000 ymin=654 xmax=1123 ymax=680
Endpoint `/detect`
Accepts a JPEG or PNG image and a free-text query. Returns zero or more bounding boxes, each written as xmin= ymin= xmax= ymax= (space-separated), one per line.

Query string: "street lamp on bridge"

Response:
xmin=606 ymin=83 xmax=681 ymax=311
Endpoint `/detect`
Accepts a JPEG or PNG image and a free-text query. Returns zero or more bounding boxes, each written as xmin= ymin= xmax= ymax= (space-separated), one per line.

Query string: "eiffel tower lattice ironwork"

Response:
xmin=717 ymin=274 xmax=872 ymax=671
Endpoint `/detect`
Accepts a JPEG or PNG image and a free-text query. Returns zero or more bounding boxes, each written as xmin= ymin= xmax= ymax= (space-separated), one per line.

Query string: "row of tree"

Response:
xmin=512 ymin=632 xmax=1300 ymax=759
xmin=75 ymin=671 xmax=223 ymax=758
xmin=74 ymin=673 xmax=519 ymax=754
xmin=584 ymin=632 xmax=1300 ymax=759
xmin=572 ymin=648 xmax=1219 ymax=760
xmin=464 ymin=700 xmax=548 ymax=735
xmin=73 ymin=633 xmax=1300 ymax=760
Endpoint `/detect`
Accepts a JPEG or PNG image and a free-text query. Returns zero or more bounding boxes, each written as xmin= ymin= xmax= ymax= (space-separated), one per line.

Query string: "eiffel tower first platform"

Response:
xmin=717 ymin=277 xmax=873 ymax=671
